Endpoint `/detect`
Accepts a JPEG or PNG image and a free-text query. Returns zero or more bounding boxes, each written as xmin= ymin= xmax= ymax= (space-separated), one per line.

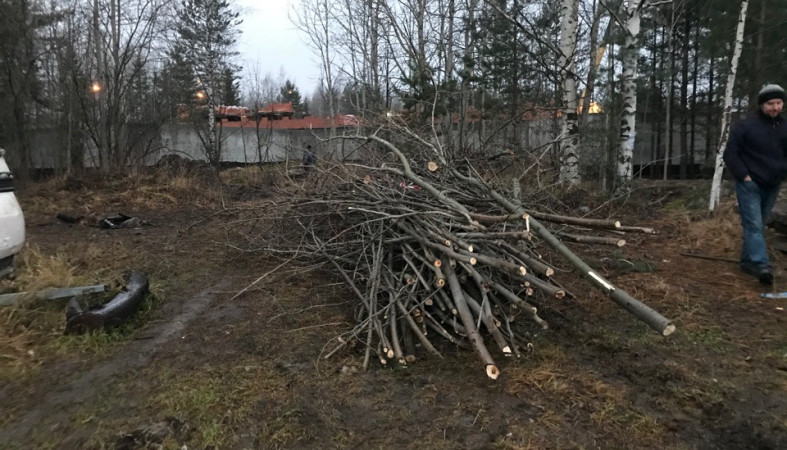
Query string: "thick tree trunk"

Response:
xmin=709 ymin=0 xmax=749 ymax=211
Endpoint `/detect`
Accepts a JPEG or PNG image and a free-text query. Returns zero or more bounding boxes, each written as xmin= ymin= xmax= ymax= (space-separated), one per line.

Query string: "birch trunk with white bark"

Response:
xmin=558 ymin=0 xmax=580 ymax=185
xmin=709 ymin=0 xmax=749 ymax=211
xmin=614 ymin=0 xmax=644 ymax=194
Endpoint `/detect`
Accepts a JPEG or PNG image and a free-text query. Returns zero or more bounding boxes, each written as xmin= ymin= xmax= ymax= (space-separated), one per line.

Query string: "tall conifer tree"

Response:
xmin=170 ymin=0 xmax=242 ymax=169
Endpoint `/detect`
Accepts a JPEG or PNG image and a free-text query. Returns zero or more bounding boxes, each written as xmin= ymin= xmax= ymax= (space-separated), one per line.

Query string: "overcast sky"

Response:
xmin=235 ymin=0 xmax=322 ymax=96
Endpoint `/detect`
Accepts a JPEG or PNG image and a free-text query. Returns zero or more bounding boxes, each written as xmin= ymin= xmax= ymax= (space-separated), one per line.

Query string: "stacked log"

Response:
xmin=273 ymin=135 xmax=673 ymax=379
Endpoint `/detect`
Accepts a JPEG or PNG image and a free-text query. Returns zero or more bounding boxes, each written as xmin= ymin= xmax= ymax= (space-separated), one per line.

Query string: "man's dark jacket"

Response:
xmin=724 ymin=110 xmax=787 ymax=186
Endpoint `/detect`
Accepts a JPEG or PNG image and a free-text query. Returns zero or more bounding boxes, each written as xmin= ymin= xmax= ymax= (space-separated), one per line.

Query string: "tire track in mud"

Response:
xmin=0 ymin=278 xmax=235 ymax=445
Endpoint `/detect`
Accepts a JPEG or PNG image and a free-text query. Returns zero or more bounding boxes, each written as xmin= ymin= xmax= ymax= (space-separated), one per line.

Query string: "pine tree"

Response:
xmin=170 ymin=0 xmax=242 ymax=168
xmin=221 ymin=68 xmax=241 ymax=106
xmin=280 ymin=80 xmax=306 ymax=117
xmin=159 ymin=43 xmax=197 ymax=119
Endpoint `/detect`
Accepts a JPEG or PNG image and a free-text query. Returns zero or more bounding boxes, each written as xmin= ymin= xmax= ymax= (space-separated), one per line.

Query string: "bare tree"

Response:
xmin=80 ymin=0 xmax=174 ymax=171
xmin=293 ymin=0 xmax=339 ymax=138
xmin=242 ymin=62 xmax=281 ymax=164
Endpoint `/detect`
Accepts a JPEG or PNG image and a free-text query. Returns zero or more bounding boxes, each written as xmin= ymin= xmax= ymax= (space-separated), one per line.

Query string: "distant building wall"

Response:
xmin=23 ymin=116 xmax=711 ymax=173
xmin=156 ymin=123 xmax=361 ymax=164
xmin=29 ymin=128 xmax=68 ymax=170
xmin=25 ymin=122 xmax=360 ymax=170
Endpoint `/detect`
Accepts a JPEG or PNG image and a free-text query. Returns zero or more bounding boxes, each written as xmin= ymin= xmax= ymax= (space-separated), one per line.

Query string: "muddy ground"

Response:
xmin=0 ymin=172 xmax=785 ymax=450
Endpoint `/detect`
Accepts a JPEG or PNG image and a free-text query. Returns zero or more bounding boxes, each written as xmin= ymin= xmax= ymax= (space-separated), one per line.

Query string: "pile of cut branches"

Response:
xmin=259 ymin=134 xmax=673 ymax=379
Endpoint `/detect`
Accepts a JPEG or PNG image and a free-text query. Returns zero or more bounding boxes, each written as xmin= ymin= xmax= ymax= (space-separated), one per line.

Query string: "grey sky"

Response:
xmin=236 ymin=0 xmax=322 ymax=96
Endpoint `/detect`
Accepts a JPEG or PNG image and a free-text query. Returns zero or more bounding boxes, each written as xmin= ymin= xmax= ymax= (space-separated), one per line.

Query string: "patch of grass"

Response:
xmin=657 ymin=180 xmax=732 ymax=212
xmin=584 ymin=249 xmax=659 ymax=274
xmin=146 ymin=362 xmax=291 ymax=448
xmin=680 ymin=326 xmax=731 ymax=354
xmin=0 ymin=245 xmax=163 ymax=381
xmin=21 ymin=168 xmax=223 ymax=214
xmin=219 ymin=163 xmax=288 ymax=187
xmin=764 ymin=343 xmax=787 ymax=361
xmin=503 ymin=337 xmax=669 ymax=444
xmin=267 ymin=407 xmax=316 ymax=446
xmin=672 ymin=383 xmax=728 ymax=413
xmin=671 ymin=200 xmax=740 ymax=252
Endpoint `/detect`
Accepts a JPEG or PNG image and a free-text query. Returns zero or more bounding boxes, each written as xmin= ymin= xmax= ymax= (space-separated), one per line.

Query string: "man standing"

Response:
xmin=724 ymin=84 xmax=787 ymax=285
xmin=302 ymin=145 xmax=317 ymax=172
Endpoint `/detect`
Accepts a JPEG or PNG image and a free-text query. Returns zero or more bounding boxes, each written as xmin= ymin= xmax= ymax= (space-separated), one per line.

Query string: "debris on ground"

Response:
xmin=65 ymin=271 xmax=150 ymax=334
xmin=56 ymin=212 xmax=152 ymax=229
xmin=0 ymin=284 xmax=106 ymax=307
xmin=257 ymin=135 xmax=673 ymax=378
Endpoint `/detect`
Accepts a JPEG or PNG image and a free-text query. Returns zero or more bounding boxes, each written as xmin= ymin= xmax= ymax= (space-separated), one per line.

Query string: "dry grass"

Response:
xmin=0 ymin=167 xmax=224 ymax=383
xmin=669 ymin=199 xmax=741 ymax=253
xmin=660 ymin=192 xmax=787 ymax=271
xmin=138 ymin=361 xmax=290 ymax=448
xmin=219 ymin=163 xmax=288 ymax=186
xmin=503 ymin=341 xmax=665 ymax=445
xmin=21 ymin=168 xmax=224 ymax=214
xmin=4 ymin=174 xmax=787 ymax=449
xmin=0 ymin=243 xmax=162 ymax=382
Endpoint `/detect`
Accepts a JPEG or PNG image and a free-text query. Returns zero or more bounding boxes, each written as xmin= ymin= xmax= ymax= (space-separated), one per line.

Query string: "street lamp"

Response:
xmin=91 ymin=82 xmax=101 ymax=102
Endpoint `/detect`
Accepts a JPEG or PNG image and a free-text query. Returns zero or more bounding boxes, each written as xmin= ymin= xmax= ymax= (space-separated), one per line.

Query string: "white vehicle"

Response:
xmin=0 ymin=148 xmax=25 ymax=278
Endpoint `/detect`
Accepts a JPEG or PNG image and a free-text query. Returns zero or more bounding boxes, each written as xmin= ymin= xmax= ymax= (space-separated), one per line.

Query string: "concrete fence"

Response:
xmin=17 ymin=115 xmax=708 ymax=175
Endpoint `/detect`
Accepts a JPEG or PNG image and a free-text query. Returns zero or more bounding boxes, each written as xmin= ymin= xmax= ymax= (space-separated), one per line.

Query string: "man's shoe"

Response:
xmin=741 ymin=264 xmax=760 ymax=277
xmin=758 ymin=269 xmax=774 ymax=286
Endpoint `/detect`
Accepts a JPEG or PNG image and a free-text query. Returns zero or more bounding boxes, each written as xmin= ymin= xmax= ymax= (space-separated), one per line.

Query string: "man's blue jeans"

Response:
xmin=735 ymin=180 xmax=781 ymax=270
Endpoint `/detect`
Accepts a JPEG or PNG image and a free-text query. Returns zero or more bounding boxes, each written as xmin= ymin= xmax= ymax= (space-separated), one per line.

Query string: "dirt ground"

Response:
xmin=1 ymin=172 xmax=785 ymax=450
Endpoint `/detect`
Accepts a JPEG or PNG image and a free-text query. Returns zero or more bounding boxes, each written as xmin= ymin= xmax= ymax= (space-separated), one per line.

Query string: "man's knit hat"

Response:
xmin=758 ymin=84 xmax=786 ymax=104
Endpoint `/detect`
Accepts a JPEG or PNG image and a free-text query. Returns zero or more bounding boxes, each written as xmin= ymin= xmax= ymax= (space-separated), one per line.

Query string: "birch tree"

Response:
xmin=614 ymin=0 xmax=645 ymax=193
xmin=87 ymin=0 xmax=175 ymax=170
xmin=709 ymin=0 xmax=749 ymax=211
xmin=330 ymin=0 xmax=388 ymax=115
xmin=558 ymin=0 xmax=580 ymax=185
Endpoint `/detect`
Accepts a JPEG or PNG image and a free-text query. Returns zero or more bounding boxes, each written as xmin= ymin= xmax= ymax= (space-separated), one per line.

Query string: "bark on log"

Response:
xmin=556 ymin=232 xmax=626 ymax=247
xmin=527 ymin=211 xmax=621 ymax=230
xmin=444 ymin=262 xmax=500 ymax=379
xmin=453 ymin=171 xmax=675 ymax=336
xmin=270 ymin=133 xmax=675 ymax=379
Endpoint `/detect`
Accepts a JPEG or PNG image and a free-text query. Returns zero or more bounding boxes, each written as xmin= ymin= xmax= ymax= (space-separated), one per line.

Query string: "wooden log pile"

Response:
xmin=278 ymin=135 xmax=673 ymax=379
